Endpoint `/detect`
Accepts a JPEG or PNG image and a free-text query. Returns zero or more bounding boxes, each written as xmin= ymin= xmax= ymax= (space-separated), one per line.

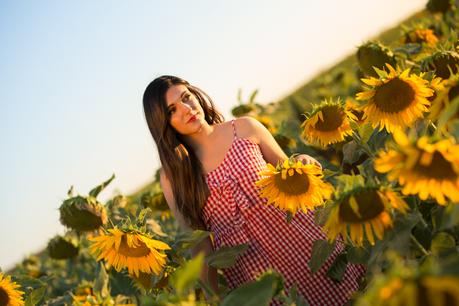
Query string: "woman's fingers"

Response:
xmin=296 ymin=154 xmax=322 ymax=169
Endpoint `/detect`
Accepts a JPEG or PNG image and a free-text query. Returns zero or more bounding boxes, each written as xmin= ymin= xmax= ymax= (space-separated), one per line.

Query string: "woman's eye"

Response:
xmin=168 ymin=107 xmax=175 ymax=116
xmin=183 ymin=94 xmax=190 ymax=102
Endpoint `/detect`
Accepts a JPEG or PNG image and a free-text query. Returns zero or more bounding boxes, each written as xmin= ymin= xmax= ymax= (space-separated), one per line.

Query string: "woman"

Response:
xmin=143 ymin=75 xmax=364 ymax=305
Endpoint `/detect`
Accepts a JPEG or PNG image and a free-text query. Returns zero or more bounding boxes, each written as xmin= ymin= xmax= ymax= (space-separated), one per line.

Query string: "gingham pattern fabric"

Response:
xmin=202 ymin=119 xmax=365 ymax=306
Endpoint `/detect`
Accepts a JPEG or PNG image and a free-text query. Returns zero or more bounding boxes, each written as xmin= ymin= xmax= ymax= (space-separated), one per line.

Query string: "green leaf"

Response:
xmin=67 ymin=185 xmax=74 ymax=197
xmin=173 ymin=229 xmax=211 ymax=253
xmin=437 ymin=98 xmax=459 ymax=130
xmin=15 ymin=275 xmax=48 ymax=289
xmin=308 ymin=240 xmax=336 ymax=273
xmin=206 ymin=244 xmax=248 ymax=268
xmin=326 ymin=254 xmax=348 ymax=282
xmin=322 ymin=169 xmax=337 ymax=179
xmin=350 ymin=120 xmax=360 ymax=132
xmin=393 ymin=43 xmax=422 ymax=55
xmin=347 ymin=246 xmax=370 ymax=264
xmin=197 ymin=279 xmax=217 ymax=301
xmin=431 ymin=232 xmax=456 ymax=255
xmin=342 ymin=141 xmax=361 ymax=165
xmin=334 ymin=174 xmax=365 ymax=194
xmin=220 ymin=272 xmax=282 ymax=306
xmin=286 ymin=211 xmax=293 ymax=223
xmin=25 ymin=286 xmax=47 ymax=306
xmin=137 ymin=207 xmax=152 ymax=224
xmin=248 ymin=89 xmax=259 ymax=104
xmin=367 ymin=211 xmax=421 ymax=267
xmin=358 ymin=123 xmax=374 ymax=144
xmin=93 ymin=263 xmax=110 ymax=298
xmin=437 ymin=204 xmax=459 ymax=230
xmin=373 ymin=66 xmax=388 ymax=78
xmin=447 ymin=119 xmax=459 ymax=141
xmin=89 ymin=173 xmax=115 ymax=198
xmin=286 ymin=284 xmax=309 ymax=306
xmin=438 ymin=253 xmax=459 ymax=275
xmin=170 ymin=252 xmax=204 ymax=294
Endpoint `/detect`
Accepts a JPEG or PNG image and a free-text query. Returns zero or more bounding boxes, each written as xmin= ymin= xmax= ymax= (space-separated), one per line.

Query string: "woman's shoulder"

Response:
xmin=233 ymin=116 xmax=265 ymax=144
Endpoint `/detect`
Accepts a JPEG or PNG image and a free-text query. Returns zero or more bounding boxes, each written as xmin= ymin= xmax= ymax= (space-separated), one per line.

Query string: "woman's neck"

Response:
xmin=182 ymin=122 xmax=216 ymax=156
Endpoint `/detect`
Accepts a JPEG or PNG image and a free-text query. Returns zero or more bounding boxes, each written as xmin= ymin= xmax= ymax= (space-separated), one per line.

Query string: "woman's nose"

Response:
xmin=178 ymin=101 xmax=192 ymax=113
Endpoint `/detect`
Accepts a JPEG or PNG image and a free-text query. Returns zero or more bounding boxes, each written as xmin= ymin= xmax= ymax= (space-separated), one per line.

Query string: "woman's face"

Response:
xmin=165 ymin=84 xmax=205 ymax=135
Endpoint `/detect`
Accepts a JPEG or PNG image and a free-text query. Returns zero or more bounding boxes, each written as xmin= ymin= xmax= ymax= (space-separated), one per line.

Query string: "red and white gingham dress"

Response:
xmin=202 ymin=119 xmax=365 ymax=306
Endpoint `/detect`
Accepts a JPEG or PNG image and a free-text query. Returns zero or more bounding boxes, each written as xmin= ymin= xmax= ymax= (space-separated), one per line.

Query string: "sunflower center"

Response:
xmin=274 ymin=171 xmax=310 ymax=195
xmin=339 ymin=190 xmax=385 ymax=223
xmin=0 ymin=286 xmax=9 ymax=306
xmin=118 ymin=235 xmax=151 ymax=257
xmin=432 ymin=54 xmax=459 ymax=79
xmin=373 ymin=78 xmax=415 ymax=113
xmin=447 ymin=83 xmax=459 ymax=102
xmin=413 ymin=151 xmax=457 ymax=179
xmin=314 ymin=106 xmax=344 ymax=131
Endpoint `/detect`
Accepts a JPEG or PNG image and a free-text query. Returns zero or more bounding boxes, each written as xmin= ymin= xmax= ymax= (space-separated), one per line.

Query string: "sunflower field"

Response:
xmin=3 ymin=0 xmax=459 ymax=305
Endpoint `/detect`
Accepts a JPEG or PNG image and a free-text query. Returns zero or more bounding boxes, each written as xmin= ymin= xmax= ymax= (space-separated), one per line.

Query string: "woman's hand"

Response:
xmin=294 ymin=154 xmax=322 ymax=169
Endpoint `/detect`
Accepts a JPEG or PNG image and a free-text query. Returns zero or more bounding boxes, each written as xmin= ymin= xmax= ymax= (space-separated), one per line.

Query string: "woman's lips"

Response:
xmin=187 ymin=114 xmax=197 ymax=123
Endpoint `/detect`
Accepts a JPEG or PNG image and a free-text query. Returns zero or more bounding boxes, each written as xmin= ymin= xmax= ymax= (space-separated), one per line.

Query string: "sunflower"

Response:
xmin=141 ymin=192 xmax=172 ymax=221
xmin=323 ymin=177 xmax=408 ymax=246
xmin=0 ymin=273 xmax=24 ymax=306
xmin=356 ymin=274 xmax=459 ymax=306
xmin=255 ymin=158 xmax=333 ymax=216
xmin=72 ymin=284 xmax=97 ymax=305
xmin=231 ymin=103 xmax=256 ymax=117
xmin=345 ymin=98 xmax=367 ymax=125
xmin=301 ymin=98 xmax=357 ymax=147
xmin=89 ymin=228 xmax=171 ymax=277
xmin=273 ymin=133 xmax=296 ymax=151
xmin=357 ymin=41 xmax=396 ymax=77
xmin=59 ymin=195 xmax=108 ymax=232
xmin=428 ymin=74 xmax=459 ymax=121
xmin=374 ymin=130 xmax=459 ymax=205
xmin=356 ymin=63 xmax=434 ymax=133
xmin=421 ymin=50 xmax=459 ymax=79
xmin=47 ymin=235 xmax=79 ymax=260
xmin=427 ymin=0 xmax=454 ymax=14
xmin=402 ymin=28 xmax=439 ymax=46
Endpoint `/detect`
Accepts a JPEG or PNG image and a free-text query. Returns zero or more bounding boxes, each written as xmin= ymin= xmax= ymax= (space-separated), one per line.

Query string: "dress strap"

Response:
xmin=231 ymin=119 xmax=238 ymax=139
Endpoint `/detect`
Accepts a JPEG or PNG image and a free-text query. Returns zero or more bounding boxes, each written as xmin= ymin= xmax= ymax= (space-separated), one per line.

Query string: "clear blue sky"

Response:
xmin=0 ymin=0 xmax=426 ymax=270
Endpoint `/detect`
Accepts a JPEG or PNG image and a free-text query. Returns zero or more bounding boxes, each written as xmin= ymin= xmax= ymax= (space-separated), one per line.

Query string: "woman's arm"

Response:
xmin=159 ymin=171 xmax=219 ymax=296
xmin=235 ymin=116 xmax=321 ymax=167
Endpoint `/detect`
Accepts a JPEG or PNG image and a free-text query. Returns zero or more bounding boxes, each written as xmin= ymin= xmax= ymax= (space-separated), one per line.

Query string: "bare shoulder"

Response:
xmin=233 ymin=116 xmax=265 ymax=144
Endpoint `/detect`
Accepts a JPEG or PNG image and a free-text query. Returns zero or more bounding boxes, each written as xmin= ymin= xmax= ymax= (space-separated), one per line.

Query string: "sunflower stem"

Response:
xmin=108 ymin=217 xmax=116 ymax=229
xmin=410 ymin=234 xmax=429 ymax=256
xmin=363 ymin=143 xmax=375 ymax=158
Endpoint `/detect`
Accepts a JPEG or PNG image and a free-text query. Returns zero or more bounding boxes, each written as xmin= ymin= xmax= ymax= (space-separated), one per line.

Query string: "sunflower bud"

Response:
xmin=231 ymin=104 xmax=256 ymax=117
xmin=141 ymin=192 xmax=168 ymax=212
xmin=274 ymin=134 xmax=296 ymax=151
xmin=421 ymin=50 xmax=459 ymax=79
xmin=357 ymin=42 xmax=396 ymax=77
xmin=403 ymin=29 xmax=438 ymax=46
xmin=59 ymin=195 xmax=108 ymax=231
xmin=426 ymin=0 xmax=453 ymax=13
xmin=47 ymin=235 xmax=79 ymax=259
xmin=130 ymin=272 xmax=153 ymax=290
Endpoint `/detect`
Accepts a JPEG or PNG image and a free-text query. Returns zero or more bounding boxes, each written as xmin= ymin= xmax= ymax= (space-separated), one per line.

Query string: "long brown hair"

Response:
xmin=143 ymin=75 xmax=224 ymax=229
